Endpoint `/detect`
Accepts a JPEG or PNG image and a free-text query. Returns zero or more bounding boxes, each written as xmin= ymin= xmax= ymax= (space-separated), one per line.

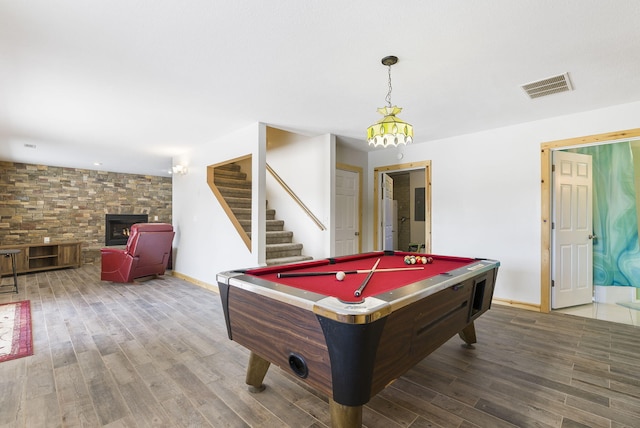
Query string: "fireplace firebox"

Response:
xmin=105 ymin=214 xmax=149 ymax=246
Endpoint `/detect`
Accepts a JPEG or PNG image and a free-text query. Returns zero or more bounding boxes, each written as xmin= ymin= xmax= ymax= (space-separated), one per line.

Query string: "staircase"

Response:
xmin=213 ymin=163 xmax=312 ymax=265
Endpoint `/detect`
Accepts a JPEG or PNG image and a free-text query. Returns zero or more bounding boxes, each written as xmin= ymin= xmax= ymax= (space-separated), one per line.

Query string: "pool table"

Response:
xmin=217 ymin=251 xmax=499 ymax=427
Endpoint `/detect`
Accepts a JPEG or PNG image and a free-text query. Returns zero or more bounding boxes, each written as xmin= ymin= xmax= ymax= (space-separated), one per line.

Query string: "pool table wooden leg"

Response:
xmin=245 ymin=351 xmax=270 ymax=393
xmin=329 ymin=399 xmax=362 ymax=428
xmin=458 ymin=322 xmax=477 ymax=348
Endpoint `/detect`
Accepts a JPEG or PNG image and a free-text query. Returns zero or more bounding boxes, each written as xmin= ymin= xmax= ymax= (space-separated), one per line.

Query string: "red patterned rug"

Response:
xmin=0 ymin=300 xmax=33 ymax=363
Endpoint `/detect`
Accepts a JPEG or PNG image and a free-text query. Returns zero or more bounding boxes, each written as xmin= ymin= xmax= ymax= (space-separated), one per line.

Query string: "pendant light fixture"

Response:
xmin=367 ymin=55 xmax=413 ymax=148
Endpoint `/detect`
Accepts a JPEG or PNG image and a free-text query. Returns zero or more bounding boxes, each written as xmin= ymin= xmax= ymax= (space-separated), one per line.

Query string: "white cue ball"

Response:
xmin=336 ymin=271 xmax=346 ymax=281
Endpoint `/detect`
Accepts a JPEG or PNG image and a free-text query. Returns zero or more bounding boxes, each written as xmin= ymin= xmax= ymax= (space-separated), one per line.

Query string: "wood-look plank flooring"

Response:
xmin=1 ymin=265 xmax=639 ymax=427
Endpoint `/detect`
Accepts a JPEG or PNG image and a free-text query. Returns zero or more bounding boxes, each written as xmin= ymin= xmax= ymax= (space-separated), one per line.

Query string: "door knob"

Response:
xmin=588 ymin=234 xmax=598 ymax=239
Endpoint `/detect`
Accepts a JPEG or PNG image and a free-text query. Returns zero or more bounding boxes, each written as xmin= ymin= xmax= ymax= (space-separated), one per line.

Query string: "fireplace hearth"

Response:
xmin=105 ymin=214 xmax=149 ymax=246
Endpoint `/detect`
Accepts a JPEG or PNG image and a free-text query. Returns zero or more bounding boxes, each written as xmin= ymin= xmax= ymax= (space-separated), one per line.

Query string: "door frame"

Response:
xmin=373 ymin=161 xmax=432 ymax=252
xmin=540 ymin=128 xmax=640 ymax=313
xmin=336 ymin=162 xmax=363 ymax=254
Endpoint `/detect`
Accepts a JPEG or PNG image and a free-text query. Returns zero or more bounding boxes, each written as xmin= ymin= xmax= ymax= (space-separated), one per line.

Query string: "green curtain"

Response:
xmin=570 ymin=143 xmax=640 ymax=287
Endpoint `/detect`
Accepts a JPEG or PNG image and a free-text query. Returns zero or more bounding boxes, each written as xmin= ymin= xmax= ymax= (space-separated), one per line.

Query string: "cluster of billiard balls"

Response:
xmin=405 ymin=255 xmax=433 ymax=265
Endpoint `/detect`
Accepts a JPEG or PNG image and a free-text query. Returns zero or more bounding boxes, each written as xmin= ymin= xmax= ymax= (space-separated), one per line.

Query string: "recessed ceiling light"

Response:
xmin=93 ymin=162 xmax=102 ymax=166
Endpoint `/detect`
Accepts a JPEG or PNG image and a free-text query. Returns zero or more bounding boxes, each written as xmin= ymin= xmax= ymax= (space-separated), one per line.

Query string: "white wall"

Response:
xmin=172 ymin=122 xmax=264 ymax=285
xmin=368 ymin=100 xmax=640 ymax=306
xmin=266 ymin=128 xmax=334 ymax=259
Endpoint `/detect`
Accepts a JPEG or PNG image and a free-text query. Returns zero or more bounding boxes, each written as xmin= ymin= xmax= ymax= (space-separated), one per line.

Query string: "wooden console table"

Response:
xmin=0 ymin=242 xmax=82 ymax=276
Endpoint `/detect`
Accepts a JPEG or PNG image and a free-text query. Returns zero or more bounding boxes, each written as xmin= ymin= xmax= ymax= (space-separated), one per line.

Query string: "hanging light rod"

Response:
xmin=367 ymin=55 xmax=413 ymax=148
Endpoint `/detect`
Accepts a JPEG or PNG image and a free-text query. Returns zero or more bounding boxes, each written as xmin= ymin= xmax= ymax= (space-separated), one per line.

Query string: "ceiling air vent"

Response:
xmin=521 ymin=72 xmax=573 ymax=99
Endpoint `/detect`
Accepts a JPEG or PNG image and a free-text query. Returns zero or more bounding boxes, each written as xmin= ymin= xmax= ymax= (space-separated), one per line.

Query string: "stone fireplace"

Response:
xmin=105 ymin=214 xmax=148 ymax=246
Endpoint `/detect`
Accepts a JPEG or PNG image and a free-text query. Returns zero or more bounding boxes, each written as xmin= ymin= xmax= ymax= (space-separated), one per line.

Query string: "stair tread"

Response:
xmin=266 ymin=242 xmax=303 ymax=249
xmin=214 ymin=163 xmax=241 ymax=171
xmin=249 ymin=230 xmax=293 ymax=236
xmin=225 ymin=196 xmax=251 ymax=202
xmin=266 ymin=230 xmax=293 ymax=236
xmin=214 ymin=179 xmax=252 ymax=188
xmin=266 ymin=256 xmax=313 ymax=266
xmin=232 ymin=208 xmax=275 ymax=214
xmin=218 ymin=187 xmax=251 ymax=197
xmin=214 ymin=169 xmax=246 ymax=179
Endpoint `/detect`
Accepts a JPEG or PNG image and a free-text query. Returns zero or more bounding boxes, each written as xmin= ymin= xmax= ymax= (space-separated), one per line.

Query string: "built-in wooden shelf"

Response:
xmin=0 ymin=242 xmax=82 ymax=276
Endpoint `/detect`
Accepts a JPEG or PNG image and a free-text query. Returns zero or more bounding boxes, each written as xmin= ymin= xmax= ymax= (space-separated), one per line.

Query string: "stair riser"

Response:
xmin=214 ymin=167 xmax=246 ymax=180
xmin=248 ymin=231 xmax=293 ymax=243
xmin=225 ymin=198 xmax=251 ymax=209
xmin=266 ymin=221 xmax=284 ymax=231
xmin=266 ymin=235 xmax=293 ymax=244
xmin=266 ymin=249 xmax=304 ymax=259
xmin=215 ymin=164 xmax=241 ymax=172
xmin=233 ymin=209 xmax=275 ymax=220
xmin=241 ymin=220 xmax=284 ymax=233
xmin=214 ymin=177 xmax=252 ymax=189
xmin=218 ymin=187 xmax=251 ymax=199
xmin=266 ymin=256 xmax=313 ymax=266
xmin=214 ymin=171 xmax=247 ymax=180
xmin=266 ymin=243 xmax=303 ymax=259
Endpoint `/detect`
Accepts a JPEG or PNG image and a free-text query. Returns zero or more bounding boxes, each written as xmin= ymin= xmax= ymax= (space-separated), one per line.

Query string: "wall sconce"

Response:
xmin=172 ymin=164 xmax=188 ymax=175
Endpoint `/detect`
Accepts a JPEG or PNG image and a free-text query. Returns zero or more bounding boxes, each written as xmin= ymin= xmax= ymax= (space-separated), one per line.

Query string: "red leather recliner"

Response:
xmin=101 ymin=223 xmax=175 ymax=282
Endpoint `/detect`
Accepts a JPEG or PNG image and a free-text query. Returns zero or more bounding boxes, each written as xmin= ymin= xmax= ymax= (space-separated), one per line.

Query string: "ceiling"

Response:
xmin=2 ymin=1 xmax=640 ymax=176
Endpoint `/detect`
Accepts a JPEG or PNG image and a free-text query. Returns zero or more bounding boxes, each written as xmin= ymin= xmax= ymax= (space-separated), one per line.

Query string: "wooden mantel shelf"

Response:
xmin=0 ymin=241 xmax=82 ymax=276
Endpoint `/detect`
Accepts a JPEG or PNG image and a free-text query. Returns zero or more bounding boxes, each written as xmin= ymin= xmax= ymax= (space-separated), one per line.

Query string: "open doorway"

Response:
xmin=540 ymin=128 xmax=640 ymax=318
xmin=373 ymin=161 xmax=431 ymax=252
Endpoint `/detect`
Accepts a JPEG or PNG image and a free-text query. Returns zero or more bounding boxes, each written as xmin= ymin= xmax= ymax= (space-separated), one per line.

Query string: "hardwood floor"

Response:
xmin=1 ymin=265 xmax=639 ymax=427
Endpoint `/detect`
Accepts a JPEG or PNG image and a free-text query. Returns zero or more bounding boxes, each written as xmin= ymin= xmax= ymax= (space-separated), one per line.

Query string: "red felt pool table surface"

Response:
xmin=244 ymin=251 xmax=477 ymax=303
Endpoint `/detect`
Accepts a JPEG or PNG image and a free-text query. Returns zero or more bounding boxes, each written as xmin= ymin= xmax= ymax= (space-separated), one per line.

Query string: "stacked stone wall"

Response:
xmin=0 ymin=161 xmax=172 ymax=264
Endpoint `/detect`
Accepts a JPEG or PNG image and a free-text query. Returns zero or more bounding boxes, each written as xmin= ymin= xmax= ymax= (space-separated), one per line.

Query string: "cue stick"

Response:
xmin=276 ymin=266 xmax=424 ymax=278
xmin=354 ymin=258 xmax=380 ymax=297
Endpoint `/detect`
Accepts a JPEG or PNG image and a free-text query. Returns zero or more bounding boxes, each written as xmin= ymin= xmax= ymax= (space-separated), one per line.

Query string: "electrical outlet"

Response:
xmin=154 ymin=215 xmax=158 ymax=221
xmin=44 ymin=237 xmax=50 ymax=243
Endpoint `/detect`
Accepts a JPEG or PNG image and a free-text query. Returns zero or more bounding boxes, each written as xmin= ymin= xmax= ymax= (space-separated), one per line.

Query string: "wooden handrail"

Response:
xmin=266 ymin=163 xmax=326 ymax=231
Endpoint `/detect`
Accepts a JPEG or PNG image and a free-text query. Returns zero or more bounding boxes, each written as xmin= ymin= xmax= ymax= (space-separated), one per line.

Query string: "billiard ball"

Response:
xmin=336 ymin=271 xmax=346 ymax=281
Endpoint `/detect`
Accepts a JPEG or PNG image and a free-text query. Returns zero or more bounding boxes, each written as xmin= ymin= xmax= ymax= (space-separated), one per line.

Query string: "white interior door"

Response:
xmin=335 ymin=169 xmax=359 ymax=256
xmin=552 ymin=150 xmax=593 ymax=309
xmin=382 ymin=174 xmax=394 ymax=251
